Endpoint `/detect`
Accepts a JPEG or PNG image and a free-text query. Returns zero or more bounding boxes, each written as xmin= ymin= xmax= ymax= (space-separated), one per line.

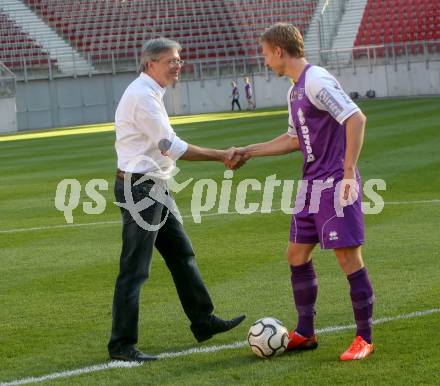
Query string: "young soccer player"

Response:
xmin=236 ymin=23 xmax=375 ymax=361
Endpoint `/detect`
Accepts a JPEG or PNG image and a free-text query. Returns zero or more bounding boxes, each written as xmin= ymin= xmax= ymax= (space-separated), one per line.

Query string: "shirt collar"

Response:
xmin=139 ymin=72 xmax=166 ymax=98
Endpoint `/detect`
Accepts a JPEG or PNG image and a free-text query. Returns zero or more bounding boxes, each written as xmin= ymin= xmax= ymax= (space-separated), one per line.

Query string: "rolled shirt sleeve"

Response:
xmin=135 ymin=94 xmax=188 ymax=161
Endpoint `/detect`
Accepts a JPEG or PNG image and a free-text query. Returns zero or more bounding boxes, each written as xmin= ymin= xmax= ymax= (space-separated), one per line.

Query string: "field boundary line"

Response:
xmin=1 ymin=308 xmax=439 ymax=386
xmin=1 ymin=199 xmax=439 ymax=235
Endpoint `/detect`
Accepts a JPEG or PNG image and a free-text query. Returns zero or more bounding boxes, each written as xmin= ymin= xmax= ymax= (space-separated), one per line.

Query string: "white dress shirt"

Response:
xmin=114 ymin=72 xmax=188 ymax=179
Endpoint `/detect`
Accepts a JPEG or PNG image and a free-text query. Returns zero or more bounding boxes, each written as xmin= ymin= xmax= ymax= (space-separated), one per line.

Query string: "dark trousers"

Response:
xmin=108 ymin=178 xmax=214 ymax=351
xmin=232 ymin=98 xmax=241 ymax=111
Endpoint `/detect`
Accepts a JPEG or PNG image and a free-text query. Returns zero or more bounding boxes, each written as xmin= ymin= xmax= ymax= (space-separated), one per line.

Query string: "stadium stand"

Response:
xmin=23 ymin=0 xmax=317 ymax=66
xmin=354 ymin=0 xmax=440 ymax=57
xmin=2 ymin=0 xmax=438 ymax=76
xmin=0 ymin=10 xmax=56 ymax=70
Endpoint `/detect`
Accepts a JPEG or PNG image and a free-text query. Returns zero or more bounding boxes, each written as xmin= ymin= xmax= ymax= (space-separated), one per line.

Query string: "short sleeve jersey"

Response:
xmin=245 ymin=83 xmax=252 ymax=98
xmin=287 ymin=64 xmax=360 ymax=181
xmin=232 ymin=86 xmax=239 ymax=99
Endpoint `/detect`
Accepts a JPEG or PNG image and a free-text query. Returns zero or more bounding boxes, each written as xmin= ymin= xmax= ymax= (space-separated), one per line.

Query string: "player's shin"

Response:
xmin=290 ymin=261 xmax=318 ymax=338
xmin=347 ymin=267 xmax=374 ymax=343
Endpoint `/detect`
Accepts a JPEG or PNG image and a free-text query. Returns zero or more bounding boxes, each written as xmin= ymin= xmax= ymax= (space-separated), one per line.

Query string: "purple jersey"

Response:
xmin=245 ymin=83 xmax=252 ymax=99
xmin=232 ymin=86 xmax=239 ymax=99
xmin=287 ymin=64 xmax=360 ymax=182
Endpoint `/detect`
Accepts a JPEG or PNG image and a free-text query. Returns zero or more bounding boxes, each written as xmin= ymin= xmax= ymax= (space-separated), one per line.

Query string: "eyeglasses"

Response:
xmin=167 ymin=59 xmax=185 ymax=67
xmin=151 ymin=58 xmax=185 ymax=67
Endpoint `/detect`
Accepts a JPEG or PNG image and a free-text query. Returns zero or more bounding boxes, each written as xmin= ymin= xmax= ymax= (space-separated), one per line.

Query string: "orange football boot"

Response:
xmin=340 ymin=336 xmax=374 ymax=361
xmin=285 ymin=330 xmax=318 ymax=352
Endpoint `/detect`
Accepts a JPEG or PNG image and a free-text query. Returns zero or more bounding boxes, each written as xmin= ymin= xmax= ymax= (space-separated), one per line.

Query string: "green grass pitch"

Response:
xmin=0 ymin=97 xmax=439 ymax=385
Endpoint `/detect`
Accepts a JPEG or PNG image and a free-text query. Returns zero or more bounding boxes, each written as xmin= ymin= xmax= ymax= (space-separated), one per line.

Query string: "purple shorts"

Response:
xmin=289 ymin=186 xmax=365 ymax=249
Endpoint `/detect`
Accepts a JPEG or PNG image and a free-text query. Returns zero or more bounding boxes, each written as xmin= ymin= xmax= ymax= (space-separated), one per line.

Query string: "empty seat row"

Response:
xmin=0 ymin=11 xmax=57 ymax=71
xmin=23 ymin=0 xmax=317 ymax=64
xmin=354 ymin=0 xmax=440 ymax=57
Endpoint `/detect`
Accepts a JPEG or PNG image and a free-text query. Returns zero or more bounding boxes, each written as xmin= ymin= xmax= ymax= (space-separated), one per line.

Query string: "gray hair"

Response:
xmin=139 ymin=38 xmax=182 ymax=72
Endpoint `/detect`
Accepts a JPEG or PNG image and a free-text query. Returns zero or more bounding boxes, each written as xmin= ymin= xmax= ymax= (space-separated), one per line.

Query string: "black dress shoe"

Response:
xmin=109 ymin=345 xmax=157 ymax=362
xmin=192 ymin=314 xmax=246 ymax=343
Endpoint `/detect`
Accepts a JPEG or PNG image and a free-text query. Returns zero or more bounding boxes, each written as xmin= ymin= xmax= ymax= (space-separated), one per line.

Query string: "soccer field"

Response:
xmin=1 ymin=97 xmax=439 ymax=385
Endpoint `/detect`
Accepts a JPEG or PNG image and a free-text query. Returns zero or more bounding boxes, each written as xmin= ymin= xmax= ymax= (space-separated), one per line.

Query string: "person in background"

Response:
xmin=244 ymin=77 xmax=256 ymax=110
xmin=231 ymin=81 xmax=241 ymax=111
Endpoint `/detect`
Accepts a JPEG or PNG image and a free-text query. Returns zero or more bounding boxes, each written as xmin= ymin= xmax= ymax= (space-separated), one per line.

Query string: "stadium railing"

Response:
xmin=319 ymin=41 xmax=440 ymax=74
xmin=318 ymin=0 xmax=346 ymax=51
xmin=0 ymin=61 xmax=16 ymax=99
xmin=2 ymin=39 xmax=438 ymax=82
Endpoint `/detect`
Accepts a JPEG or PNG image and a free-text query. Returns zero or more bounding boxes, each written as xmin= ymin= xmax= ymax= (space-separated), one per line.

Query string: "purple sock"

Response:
xmin=347 ymin=267 xmax=375 ymax=344
xmin=290 ymin=261 xmax=318 ymax=338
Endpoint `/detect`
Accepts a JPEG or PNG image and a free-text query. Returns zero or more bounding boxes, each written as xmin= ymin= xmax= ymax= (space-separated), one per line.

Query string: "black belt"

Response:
xmin=116 ymin=169 xmax=155 ymax=184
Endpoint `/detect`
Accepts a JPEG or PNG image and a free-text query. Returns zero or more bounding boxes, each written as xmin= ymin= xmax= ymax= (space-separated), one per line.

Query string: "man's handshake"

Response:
xmin=223 ymin=147 xmax=250 ymax=170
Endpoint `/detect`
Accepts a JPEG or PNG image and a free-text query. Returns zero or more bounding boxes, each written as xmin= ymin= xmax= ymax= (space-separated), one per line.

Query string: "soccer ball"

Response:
xmin=247 ymin=317 xmax=289 ymax=358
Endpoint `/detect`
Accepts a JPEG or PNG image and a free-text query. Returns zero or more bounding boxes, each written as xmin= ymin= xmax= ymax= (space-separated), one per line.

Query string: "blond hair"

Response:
xmin=260 ymin=23 xmax=304 ymax=58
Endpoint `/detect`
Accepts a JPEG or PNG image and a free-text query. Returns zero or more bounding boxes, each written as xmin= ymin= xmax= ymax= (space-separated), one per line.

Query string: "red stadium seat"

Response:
xmin=0 ymin=11 xmax=57 ymax=70
xmin=354 ymin=0 xmax=439 ymax=57
xmin=20 ymin=0 xmax=318 ymax=64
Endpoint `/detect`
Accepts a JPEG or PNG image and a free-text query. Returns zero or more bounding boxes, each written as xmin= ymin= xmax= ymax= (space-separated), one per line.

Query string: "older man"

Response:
xmin=108 ymin=38 xmax=246 ymax=362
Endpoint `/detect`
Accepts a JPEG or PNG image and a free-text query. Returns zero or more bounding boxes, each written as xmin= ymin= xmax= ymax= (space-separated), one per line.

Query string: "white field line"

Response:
xmin=0 ymin=362 xmax=143 ymax=386
xmin=0 ymin=212 xmax=222 ymax=234
xmin=1 ymin=199 xmax=439 ymax=235
xmin=1 ymin=308 xmax=439 ymax=386
xmin=385 ymin=199 xmax=440 ymax=205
